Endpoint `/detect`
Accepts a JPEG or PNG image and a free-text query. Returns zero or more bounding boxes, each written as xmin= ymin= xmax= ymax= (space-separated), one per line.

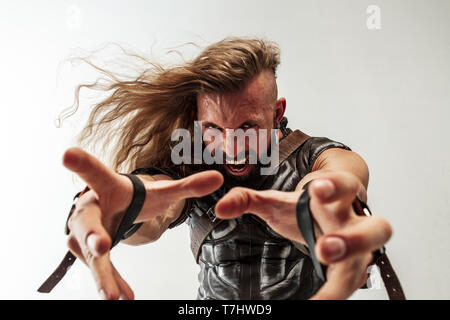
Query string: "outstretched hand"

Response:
xmin=63 ymin=147 xmax=223 ymax=299
xmin=215 ymin=171 xmax=392 ymax=299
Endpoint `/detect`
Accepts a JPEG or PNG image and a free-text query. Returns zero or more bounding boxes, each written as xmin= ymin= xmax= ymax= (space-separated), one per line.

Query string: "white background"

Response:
xmin=1 ymin=0 xmax=449 ymax=299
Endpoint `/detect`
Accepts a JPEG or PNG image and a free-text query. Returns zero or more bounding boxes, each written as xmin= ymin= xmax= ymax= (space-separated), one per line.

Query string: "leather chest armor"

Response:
xmin=187 ymin=132 xmax=351 ymax=300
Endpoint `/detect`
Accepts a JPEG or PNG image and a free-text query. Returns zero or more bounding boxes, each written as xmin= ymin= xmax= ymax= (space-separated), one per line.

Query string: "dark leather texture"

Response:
xmin=296 ymin=184 xmax=327 ymax=282
xmin=185 ymin=131 xmax=351 ymax=300
xmin=189 ymin=129 xmax=311 ymax=263
xmin=103 ymin=125 xmax=352 ymax=300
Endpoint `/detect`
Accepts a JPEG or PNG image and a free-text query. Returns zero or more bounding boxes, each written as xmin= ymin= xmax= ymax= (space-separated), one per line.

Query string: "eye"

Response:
xmin=203 ymin=125 xmax=223 ymax=136
xmin=203 ymin=124 xmax=220 ymax=130
xmin=240 ymin=123 xmax=255 ymax=130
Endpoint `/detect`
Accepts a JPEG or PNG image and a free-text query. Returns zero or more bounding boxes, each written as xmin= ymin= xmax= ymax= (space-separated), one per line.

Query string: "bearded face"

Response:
xmin=196 ymin=69 xmax=286 ymax=190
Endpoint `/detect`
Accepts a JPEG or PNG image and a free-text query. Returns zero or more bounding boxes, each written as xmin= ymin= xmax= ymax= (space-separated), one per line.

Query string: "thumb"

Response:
xmin=215 ymin=188 xmax=299 ymax=221
xmin=63 ymin=147 xmax=118 ymax=195
xmin=315 ymin=215 xmax=392 ymax=264
xmin=163 ymin=170 xmax=224 ymax=200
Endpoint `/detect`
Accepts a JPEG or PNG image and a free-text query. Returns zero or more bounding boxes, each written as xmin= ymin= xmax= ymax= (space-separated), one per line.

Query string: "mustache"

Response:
xmin=213 ymin=161 xmax=261 ymax=189
xmin=209 ymin=148 xmax=262 ymax=164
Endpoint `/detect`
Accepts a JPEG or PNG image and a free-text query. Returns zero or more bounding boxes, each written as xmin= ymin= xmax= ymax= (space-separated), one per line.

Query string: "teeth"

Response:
xmin=229 ymin=158 xmax=246 ymax=165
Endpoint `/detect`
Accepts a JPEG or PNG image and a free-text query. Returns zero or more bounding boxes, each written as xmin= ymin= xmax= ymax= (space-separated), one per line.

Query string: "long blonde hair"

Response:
xmin=60 ymin=37 xmax=281 ymax=176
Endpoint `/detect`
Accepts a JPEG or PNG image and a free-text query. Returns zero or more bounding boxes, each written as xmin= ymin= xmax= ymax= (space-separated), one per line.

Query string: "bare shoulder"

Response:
xmin=312 ymin=148 xmax=369 ymax=189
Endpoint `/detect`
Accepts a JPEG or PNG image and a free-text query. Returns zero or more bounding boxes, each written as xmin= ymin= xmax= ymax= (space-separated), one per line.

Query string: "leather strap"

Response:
xmin=38 ymin=173 xmax=146 ymax=293
xmin=111 ymin=174 xmax=146 ymax=247
xmin=253 ymin=129 xmax=310 ymax=191
xmin=373 ymin=253 xmax=406 ymax=300
xmin=37 ymin=251 xmax=78 ymax=293
xmin=191 ymin=215 xmax=224 ymax=263
xmin=190 ymin=129 xmax=311 ymax=263
xmin=296 ymin=182 xmax=406 ymax=300
xmin=296 ymin=188 xmax=327 ymax=281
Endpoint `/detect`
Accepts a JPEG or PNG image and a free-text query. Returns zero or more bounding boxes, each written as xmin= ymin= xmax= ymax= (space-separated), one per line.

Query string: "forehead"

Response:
xmin=196 ymin=70 xmax=276 ymax=126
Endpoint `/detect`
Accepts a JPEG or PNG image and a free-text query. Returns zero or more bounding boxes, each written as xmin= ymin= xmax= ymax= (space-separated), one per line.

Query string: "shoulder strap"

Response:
xmin=352 ymin=198 xmax=406 ymax=299
xmin=191 ymin=130 xmax=311 ymax=263
xmin=278 ymin=130 xmax=310 ymax=165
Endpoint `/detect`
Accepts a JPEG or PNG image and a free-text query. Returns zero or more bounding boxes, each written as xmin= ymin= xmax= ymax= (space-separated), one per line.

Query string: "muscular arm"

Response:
xmin=121 ymin=174 xmax=186 ymax=245
xmin=290 ymin=147 xmax=370 ymax=244
xmin=296 ymin=148 xmax=369 ymax=202
xmin=215 ymin=145 xmax=392 ymax=300
xmin=125 ymin=144 xmax=370 ymax=247
xmin=121 ymin=170 xmax=223 ymax=246
xmin=61 ymin=147 xmax=222 ymax=299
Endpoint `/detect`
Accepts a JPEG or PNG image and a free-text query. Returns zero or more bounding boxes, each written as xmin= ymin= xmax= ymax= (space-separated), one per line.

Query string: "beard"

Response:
xmin=209 ymin=147 xmax=267 ymax=190
xmin=199 ymin=141 xmax=275 ymax=191
xmin=211 ymin=162 xmax=262 ymax=191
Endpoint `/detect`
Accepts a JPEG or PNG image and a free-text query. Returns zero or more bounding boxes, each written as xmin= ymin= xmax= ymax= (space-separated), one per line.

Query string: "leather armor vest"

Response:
xmin=186 ymin=131 xmax=351 ymax=300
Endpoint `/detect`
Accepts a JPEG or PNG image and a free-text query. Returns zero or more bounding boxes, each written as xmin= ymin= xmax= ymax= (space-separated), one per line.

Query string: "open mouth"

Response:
xmin=224 ymin=162 xmax=252 ymax=176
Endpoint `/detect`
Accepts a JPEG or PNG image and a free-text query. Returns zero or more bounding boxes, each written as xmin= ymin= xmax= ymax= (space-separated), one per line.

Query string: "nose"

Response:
xmin=224 ymin=129 xmax=247 ymax=161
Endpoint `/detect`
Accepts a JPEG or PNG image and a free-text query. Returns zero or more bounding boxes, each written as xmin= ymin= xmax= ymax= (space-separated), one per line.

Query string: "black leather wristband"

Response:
xmin=112 ymin=173 xmax=146 ymax=247
xmin=296 ymin=180 xmax=405 ymax=300
xmin=64 ymin=185 xmax=91 ymax=235
xmin=296 ymin=182 xmax=327 ymax=282
xmin=38 ymin=173 xmax=146 ymax=293
xmin=297 ymin=181 xmax=384 ymax=282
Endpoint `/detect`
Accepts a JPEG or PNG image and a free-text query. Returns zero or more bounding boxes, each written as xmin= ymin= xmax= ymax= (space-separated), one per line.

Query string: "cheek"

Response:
xmin=203 ymin=138 xmax=215 ymax=156
xmin=202 ymin=131 xmax=224 ymax=156
xmin=252 ymin=128 xmax=273 ymax=157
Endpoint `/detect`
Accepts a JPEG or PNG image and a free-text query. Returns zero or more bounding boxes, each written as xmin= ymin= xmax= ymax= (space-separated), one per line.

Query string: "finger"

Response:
xmin=308 ymin=173 xmax=363 ymax=230
xmin=315 ymin=215 xmax=392 ymax=264
xmin=111 ymin=265 xmax=135 ymax=300
xmin=69 ymin=200 xmax=112 ymax=257
xmin=215 ymin=187 xmax=323 ymax=244
xmin=88 ymin=253 xmax=121 ymax=300
xmin=310 ymin=255 xmax=372 ymax=300
xmin=170 ymin=170 xmax=224 ymax=199
xmin=68 ymin=235 xmax=125 ymax=300
xmin=63 ymin=147 xmax=118 ymax=195
xmin=215 ymin=187 xmax=298 ymax=221
xmin=149 ymin=170 xmax=224 ymax=201
xmin=309 ymin=172 xmax=361 ymax=205
xmin=67 ymin=235 xmax=86 ymax=263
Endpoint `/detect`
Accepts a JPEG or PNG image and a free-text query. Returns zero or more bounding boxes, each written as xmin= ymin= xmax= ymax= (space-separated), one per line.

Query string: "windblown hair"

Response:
xmin=60 ymin=37 xmax=281 ymax=176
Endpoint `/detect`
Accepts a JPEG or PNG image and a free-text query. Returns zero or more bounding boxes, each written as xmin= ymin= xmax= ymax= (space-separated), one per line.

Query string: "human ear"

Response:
xmin=274 ymin=97 xmax=286 ymax=125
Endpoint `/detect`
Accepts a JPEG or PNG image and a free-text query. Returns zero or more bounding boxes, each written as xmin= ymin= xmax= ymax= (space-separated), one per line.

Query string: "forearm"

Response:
xmin=121 ymin=174 xmax=185 ymax=245
xmin=293 ymin=149 xmax=370 ymax=246
xmin=118 ymin=170 xmax=223 ymax=245
xmin=121 ymin=218 xmax=170 ymax=245
xmin=296 ymin=169 xmax=368 ymax=203
xmin=297 ymin=148 xmax=369 ymax=202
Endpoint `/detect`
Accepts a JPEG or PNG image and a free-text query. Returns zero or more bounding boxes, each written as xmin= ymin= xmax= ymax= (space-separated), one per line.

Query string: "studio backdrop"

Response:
xmin=0 ymin=0 xmax=449 ymax=299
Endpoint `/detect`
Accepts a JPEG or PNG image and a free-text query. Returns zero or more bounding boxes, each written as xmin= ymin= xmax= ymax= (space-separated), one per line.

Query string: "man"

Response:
xmin=42 ymin=37 xmax=396 ymax=300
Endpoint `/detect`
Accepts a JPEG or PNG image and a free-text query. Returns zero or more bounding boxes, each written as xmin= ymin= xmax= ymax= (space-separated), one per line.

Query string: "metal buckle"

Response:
xmin=205 ymin=207 xmax=217 ymax=222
